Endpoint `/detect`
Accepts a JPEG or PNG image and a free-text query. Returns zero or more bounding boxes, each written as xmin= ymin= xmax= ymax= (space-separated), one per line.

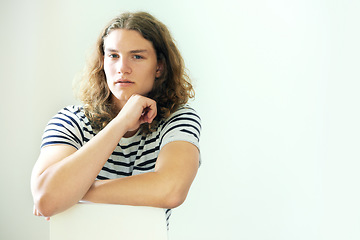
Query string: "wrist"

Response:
xmin=108 ymin=115 xmax=129 ymax=137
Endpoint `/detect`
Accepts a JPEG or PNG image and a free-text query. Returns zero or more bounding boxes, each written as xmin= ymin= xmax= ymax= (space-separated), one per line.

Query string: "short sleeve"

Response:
xmin=40 ymin=106 xmax=85 ymax=150
xmin=159 ymin=105 xmax=201 ymax=157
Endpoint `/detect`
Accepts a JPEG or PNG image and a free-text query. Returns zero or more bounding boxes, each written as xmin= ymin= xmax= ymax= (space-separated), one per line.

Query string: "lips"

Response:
xmin=114 ymin=79 xmax=134 ymax=87
xmin=115 ymin=79 xmax=134 ymax=84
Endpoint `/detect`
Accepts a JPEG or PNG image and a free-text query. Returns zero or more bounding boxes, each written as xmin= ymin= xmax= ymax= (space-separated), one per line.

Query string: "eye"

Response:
xmin=133 ymin=55 xmax=144 ymax=60
xmin=108 ymin=53 xmax=119 ymax=58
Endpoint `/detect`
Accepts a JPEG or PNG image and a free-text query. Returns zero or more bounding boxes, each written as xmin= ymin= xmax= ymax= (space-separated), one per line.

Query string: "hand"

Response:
xmin=117 ymin=94 xmax=157 ymax=132
xmin=33 ymin=205 xmax=50 ymax=221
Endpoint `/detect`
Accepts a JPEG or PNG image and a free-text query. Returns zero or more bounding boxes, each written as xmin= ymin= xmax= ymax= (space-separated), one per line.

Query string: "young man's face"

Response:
xmin=103 ymin=29 xmax=162 ymax=109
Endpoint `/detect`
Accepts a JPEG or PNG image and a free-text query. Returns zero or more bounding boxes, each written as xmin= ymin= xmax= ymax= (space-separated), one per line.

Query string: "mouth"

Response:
xmin=115 ymin=79 xmax=134 ymax=83
xmin=114 ymin=79 xmax=135 ymax=86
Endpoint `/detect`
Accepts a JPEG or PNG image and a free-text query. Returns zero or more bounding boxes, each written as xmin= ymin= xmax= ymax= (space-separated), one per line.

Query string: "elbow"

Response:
xmin=31 ymin=175 xmax=58 ymax=217
xmin=156 ymin=175 xmax=194 ymax=209
xmin=161 ymin=190 xmax=188 ymax=209
xmin=33 ymin=193 xmax=59 ymax=217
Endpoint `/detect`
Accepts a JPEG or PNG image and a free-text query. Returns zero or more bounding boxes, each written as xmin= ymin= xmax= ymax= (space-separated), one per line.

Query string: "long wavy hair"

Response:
xmin=77 ymin=12 xmax=194 ymax=134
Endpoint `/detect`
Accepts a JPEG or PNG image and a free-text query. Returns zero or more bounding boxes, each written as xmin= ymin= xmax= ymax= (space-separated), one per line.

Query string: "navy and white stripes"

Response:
xmin=41 ymin=104 xmax=201 ymax=228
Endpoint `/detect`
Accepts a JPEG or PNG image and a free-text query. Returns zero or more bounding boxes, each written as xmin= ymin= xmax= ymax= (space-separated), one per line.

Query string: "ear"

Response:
xmin=155 ymin=61 xmax=164 ymax=78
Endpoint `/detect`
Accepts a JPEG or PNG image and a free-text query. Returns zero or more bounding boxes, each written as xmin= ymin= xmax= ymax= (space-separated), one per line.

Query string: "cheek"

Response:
xmin=103 ymin=59 xmax=115 ymax=76
xmin=103 ymin=62 xmax=110 ymax=76
xmin=146 ymin=68 xmax=157 ymax=83
xmin=103 ymin=65 xmax=112 ymax=87
xmin=147 ymin=65 xmax=158 ymax=79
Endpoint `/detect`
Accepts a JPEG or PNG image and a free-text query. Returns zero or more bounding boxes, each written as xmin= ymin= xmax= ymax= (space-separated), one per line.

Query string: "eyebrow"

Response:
xmin=130 ymin=49 xmax=148 ymax=54
xmin=104 ymin=48 xmax=118 ymax=52
xmin=104 ymin=48 xmax=149 ymax=54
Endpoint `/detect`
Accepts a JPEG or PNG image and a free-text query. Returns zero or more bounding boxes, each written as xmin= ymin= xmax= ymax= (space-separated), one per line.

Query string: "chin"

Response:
xmin=110 ymin=93 xmax=129 ymax=105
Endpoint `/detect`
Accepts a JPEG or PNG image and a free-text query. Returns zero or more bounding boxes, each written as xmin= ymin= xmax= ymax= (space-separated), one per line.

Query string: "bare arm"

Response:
xmin=82 ymin=140 xmax=199 ymax=209
xmin=31 ymin=95 xmax=157 ymax=217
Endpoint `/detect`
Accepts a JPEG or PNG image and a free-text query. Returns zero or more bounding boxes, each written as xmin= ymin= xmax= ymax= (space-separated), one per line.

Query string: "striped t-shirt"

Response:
xmin=40 ymin=104 xmax=201 ymax=228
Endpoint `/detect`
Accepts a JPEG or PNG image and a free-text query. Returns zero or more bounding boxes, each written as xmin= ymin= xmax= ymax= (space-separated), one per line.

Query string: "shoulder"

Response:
xmin=162 ymin=105 xmax=201 ymax=131
xmin=57 ymin=105 xmax=84 ymax=118
xmin=157 ymin=104 xmax=201 ymax=149
xmin=170 ymin=105 xmax=200 ymax=118
xmin=53 ymin=105 xmax=89 ymax=125
xmin=41 ymin=105 xmax=91 ymax=149
xmin=166 ymin=105 xmax=201 ymax=125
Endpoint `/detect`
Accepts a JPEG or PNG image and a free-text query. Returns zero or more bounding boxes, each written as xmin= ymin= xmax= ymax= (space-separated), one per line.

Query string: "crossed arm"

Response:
xmin=31 ymin=95 xmax=199 ymax=218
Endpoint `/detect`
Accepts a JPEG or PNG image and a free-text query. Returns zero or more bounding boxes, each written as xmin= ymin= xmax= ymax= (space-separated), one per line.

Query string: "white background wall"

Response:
xmin=1 ymin=0 xmax=359 ymax=239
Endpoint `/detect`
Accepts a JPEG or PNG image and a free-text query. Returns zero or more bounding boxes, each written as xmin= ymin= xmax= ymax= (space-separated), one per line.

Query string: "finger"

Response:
xmin=34 ymin=209 xmax=42 ymax=217
xmin=147 ymin=111 xmax=156 ymax=123
xmin=146 ymin=102 xmax=157 ymax=122
xmin=33 ymin=206 xmax=39 ymax=216
xmin=140 ymin=111 xmax=152 ymax=124
xmin=144 ymin=109 xmax=156 ymax=123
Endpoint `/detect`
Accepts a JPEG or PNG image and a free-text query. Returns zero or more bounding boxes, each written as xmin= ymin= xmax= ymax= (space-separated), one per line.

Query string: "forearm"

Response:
xmin=82 ymin=142 xmax=199 ymax=209
xmin=82 ymin=172 xmax=189 ymax=209
xmin=32 ymin=117 xmax=128 ymax=216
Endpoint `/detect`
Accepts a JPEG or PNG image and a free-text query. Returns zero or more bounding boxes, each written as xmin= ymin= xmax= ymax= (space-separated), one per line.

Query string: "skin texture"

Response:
xmin=31 ymin=29 xmax=199 ymax=219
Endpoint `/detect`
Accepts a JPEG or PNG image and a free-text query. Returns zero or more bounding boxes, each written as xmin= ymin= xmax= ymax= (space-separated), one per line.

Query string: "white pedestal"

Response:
xmin=50 ymin=203 xmax=168 ymax=240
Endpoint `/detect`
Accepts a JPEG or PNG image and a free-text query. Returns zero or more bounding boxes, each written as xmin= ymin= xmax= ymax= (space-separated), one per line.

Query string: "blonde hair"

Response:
xmin=77 ymin=11 xmax=194 ymax=134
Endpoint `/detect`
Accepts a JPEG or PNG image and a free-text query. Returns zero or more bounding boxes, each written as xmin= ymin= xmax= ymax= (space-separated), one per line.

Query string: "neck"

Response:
xmin=112 ymin=97 xmax=127 ymax=112
xmin=123 ymin=129 xmax=139 ymax=138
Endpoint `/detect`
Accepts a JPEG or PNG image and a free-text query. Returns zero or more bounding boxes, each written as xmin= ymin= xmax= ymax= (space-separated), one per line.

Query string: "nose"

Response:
xmin=117 ymin=57 xmax=131 ymax=75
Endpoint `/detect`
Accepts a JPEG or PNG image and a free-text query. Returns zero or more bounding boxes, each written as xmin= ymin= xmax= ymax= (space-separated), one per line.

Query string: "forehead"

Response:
xmin=103 ymin=29 xmax=155 ymax=52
